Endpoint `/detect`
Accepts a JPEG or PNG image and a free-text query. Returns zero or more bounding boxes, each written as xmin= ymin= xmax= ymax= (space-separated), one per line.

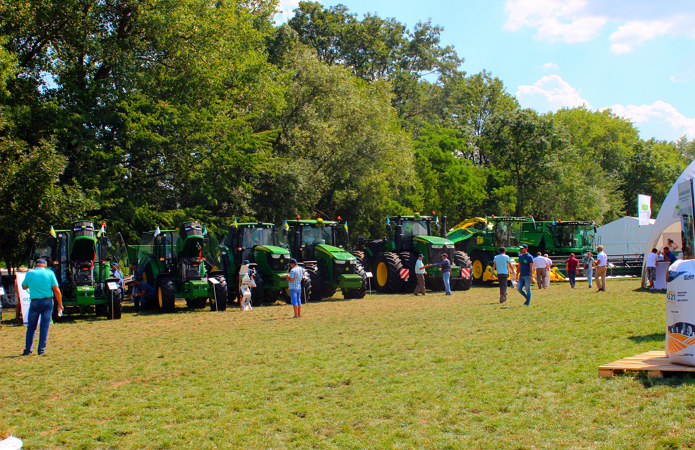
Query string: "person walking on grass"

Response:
xmin=427 ymin=253 xmax=453 ymax=295
xmin=22 ymin=259 xmax=63 ymax=356
xmin=646 ymin=248 xmax=658 ymax=290
xmin=544 ymin=254 xmax=552 ymax=288
xmin=595 ymin=245 xmax=608 ymax=292
xmin=533 ymin=252 xmax=548 ymax=289
xmin=584 ymin=252 xmax=595 ymax=288
xmin=492 ymin=247 xmax=515 ymax=304
xmin=516 ymin=244 xmax=534 ymax=306
xmin=565 ymin=253 xmax=579 ymax=288
xmin=285 ymin=259 xmax=304 ymax=318
xmin=413 ymin=254 xmax=427 ymax=296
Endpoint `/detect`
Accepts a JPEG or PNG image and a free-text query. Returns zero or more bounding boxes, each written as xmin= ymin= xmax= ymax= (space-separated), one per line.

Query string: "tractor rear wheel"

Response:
xmin=373 ymin=252 xmax=403 ymax=294
xmin=107 ymin=288 xmax=123 ymax=320
xmin=251 ymin=271 xmax=265 ymax=306
xmin=453 ymin=250 xmax=473 ymax=291
xmin=209 ymin=277 xmax=227 ymax=311
xmin=342 ymin=260 xmax=368 ymax=299
xmin=157 ymin=277 xmax=176 ymax=312
xmin=471 ymin=251 xmax=491 ymax=285
xmin=398 ymin=251 xmax=418 ymax=293
xmin=305 ymin=263 xmax=324 ymax=302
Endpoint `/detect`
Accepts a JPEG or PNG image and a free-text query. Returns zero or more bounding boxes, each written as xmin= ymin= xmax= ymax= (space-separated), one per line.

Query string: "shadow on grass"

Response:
xmin=628 ymin=333 xmax=665 ymax=344
xmin=633 ymin=287 xmax=667 ymax=294
xmin=638 ymin=372 xmax=695 ymax=388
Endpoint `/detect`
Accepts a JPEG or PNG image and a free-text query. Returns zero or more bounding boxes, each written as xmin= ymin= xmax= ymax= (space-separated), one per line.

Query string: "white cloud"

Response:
xmin=609 ymin=20 xmax=673 ymax=54
xmin=542 ymin=62 xmax=559 ymax=70
xmin=516 ymin=75 xmax=591 ymax=111
xmin=274 ymin=0 xmax=300 ymax=24
xmin=504 ymin=0 xmax=607 ymax=43
xmin=604 ymin=101 xmax=695 ymax=139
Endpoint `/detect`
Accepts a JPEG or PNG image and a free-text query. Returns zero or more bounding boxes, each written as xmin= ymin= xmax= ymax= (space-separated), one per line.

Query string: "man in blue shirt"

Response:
xmin=131 ymin=277 xmax=155 ymax=312
xmin=413 ymin=254 xmax=427 ymax=296
xmin=492 ymin=247 xmax=515 ymax=304
xmin=664 ymin=247 xmax=677 ymax=265
xmin=516 ymin=244 xmax=534 ymax=306
xmin=285 ymin=259 xmax=305 ymax=318
xmin=428 ymin=253 xmax=453 ymax=295
xmin=22 ymin=259 xmax=63 ymax=356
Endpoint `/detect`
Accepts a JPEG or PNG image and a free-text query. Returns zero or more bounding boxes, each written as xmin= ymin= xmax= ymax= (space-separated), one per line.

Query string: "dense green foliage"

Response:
xmin=0 ymin=0 xmax=691 ymax=265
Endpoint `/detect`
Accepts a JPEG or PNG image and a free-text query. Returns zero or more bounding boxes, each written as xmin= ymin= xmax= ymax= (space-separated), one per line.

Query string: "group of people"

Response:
xmin=489 ymin=244 xmax=611 ymax=306
xmin=645 ymin=244 xmax=679 ymax=290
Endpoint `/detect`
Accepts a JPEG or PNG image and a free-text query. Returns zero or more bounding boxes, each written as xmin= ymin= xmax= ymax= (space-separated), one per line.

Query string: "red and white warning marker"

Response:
xmin=399 ymin=268 xmax=410 ymax=281
xmin=461 ymin=268 xmax=471 ymax=279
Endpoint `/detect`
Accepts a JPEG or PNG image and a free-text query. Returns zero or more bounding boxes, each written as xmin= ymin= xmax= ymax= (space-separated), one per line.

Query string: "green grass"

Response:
xmin=1 ymin=279 xmax=694 ymax=449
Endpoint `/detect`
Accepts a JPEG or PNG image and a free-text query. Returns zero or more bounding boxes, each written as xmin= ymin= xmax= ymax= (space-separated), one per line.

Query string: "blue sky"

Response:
xmin=277 ymin=0 xmax=695 ymax=142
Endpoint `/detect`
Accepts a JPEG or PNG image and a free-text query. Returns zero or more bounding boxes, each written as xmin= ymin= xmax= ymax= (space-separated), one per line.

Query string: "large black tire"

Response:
xmin=157 ymin=277 xmax=176 ymax=312
xmin=107 ymin=288 xmax=123 ymax=319
xmin=264 ymin=288 xmax=281 ymax=303
xmin=318 ymin=263 xmax=337 ymax=299
xmin=398 ymin=251 xmax=418 ymax=293
xmin=470 ymin=251 xmax=491 ymax=285
xmin=351 ymin=250 xmax=370 ymax=272
xmin=372 ymin=252 xmax=403 ymax=294
xmin=342 ymin=260 xmax=368 ymax=299
xmin=251 ymin=271 xmax=265 ymax=306
xmin=209 ymin=277 xmax=227 ymax=311
xmin=305 ymin=263 xmax=324 ymax=302
xmin=186 ymin=297 xmax=208 ymax=309
xmin=453 ymin=250 xmax=473 ymax=291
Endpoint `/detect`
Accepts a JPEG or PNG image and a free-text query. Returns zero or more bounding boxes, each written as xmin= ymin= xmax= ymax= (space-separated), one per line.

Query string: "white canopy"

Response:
xmin=641 ymin=159 xmax=695 ymax=284
xmin=595 ymin=216 xmax=655 ymax=255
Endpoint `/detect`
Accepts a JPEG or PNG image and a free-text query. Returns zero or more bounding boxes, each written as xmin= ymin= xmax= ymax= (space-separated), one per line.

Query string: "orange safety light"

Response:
xmin=432 ymin=211 xmax=436 ymax=215
xmin=337 ymin=216 xmax=342 ymax=221
xmin=296 ymin=215 xmax=300 ymax=219
xmin=491 ymin=215 xmax=495 ymax=218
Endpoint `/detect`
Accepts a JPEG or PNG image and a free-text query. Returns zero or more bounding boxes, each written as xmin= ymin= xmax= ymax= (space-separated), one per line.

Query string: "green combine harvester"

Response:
xmin=31 ymin=221 xmax=123 ymax=320
xmin=131 ymin=221 xmax=227 ymax=312
xmin=283 ymin=218 xmax=367 ymax=301
xmin=448 ymin=216 xmax=535 ymax=284
xmin=522 ymin=220 xmax=597 ymax=257
xmin=215 ymin=221 xmax=291 ymax=306
xmin=353 ymin=214 xmax=472 ymax=293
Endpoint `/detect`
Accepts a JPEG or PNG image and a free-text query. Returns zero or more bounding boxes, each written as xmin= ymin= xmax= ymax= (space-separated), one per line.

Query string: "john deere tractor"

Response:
xmin=31 ymin=221 xmax=123 ymax=320
xmin=283 ymin=218 xmax=367 ymax=301
xmin=215 ymin=221 xmax=291 ymax=306
xmin=522 ymin=220 xmax=597 ymax=257
xmin=132 ymin=221 xmax=227 ymax=312
xmin=448 ymin=216 xmax=535 ymax=284
xmin=353 ymin=214 xmax=472 ymax=293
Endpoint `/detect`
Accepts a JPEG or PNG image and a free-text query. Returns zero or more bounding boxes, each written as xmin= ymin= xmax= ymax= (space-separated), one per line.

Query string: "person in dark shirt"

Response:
xmin=565 ymin=253 xmax=579 ymax=288
xmin=427 ymin=253 xmax=453 ymax=296
xmin=663 ymin=247 xmax=677 ymax=265
xmin=131 ymin=277 xmax=155 ymax=312
xmin=516 ymin=244 xmax=534 ymax=306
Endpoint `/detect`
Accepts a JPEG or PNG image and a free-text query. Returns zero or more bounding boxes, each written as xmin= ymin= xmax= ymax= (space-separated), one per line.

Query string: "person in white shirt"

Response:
xmin=533 ymin=252 xmax=548 ymax=289
xmin=595 ymin=245 xmax=608 ymax=292
xmin=413 ymin=254 xmax=427 ymax=296
xmin=645 ymin=248 xmax=659 ymax=290
xmin=543 ymin=253 xmax=552 ymax=288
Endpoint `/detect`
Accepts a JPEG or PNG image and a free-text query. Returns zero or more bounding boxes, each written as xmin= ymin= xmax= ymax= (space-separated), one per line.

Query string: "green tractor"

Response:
xmin=448 ymin=216 xmax=535 ymax=285
xmin=31 ymin=221 xmax=123 ymax=320
xmin=132 ymin=221 xmax=227 ymax=312
xmin=353 ymin=214 xmax=472 ymax=293
xmin=522 ymin=220 xmax=597 ymax=257
xmin=215 ymin=221 xmax=291 ymax=306
xmin=283 ymin=218 xmax=367 ymax=301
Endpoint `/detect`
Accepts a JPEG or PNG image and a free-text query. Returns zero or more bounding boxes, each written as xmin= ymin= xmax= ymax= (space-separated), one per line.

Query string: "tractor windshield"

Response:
xmin=494 ymin=221 xmax=522 ymax=247
xmin=241 ymin=227 xmax=275 ymax=248
xmin=554 ymin=224 xmax=591 ymax=248
xmin=401 ymin=220 xmax=428 ymax=240
xmin=301 ymin=226 xmax=333 ymax=246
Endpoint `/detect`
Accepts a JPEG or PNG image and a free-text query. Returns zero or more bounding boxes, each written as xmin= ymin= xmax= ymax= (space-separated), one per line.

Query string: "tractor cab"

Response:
xmin=384 ymin=214 xmax=454 ymax=259
xmin=548 ymin=221 xmax=596 ymax=252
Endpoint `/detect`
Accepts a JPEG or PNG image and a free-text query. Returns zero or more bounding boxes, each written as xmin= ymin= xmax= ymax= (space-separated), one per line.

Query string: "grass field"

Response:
xmin=1 ymin=278 xmax=694 ymax=449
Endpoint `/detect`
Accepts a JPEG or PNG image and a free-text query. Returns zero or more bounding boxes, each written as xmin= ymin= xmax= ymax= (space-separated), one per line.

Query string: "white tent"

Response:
xmin=595 ymin=217 xmax=680 ymax=255
xmin=641 ymin=159 xmax=695 ymax=284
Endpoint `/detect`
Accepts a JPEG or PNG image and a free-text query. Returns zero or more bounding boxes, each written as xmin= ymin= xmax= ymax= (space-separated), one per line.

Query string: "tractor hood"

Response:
xmin=255 ymin=245 xmax=290 ymax=255
xmin=414 ymin=236 xmax=455 ymax=246
xmin=446 ymin=228 xmax=475 ymax=244
xmin=315 ymin=244 xmax=355 ymax=261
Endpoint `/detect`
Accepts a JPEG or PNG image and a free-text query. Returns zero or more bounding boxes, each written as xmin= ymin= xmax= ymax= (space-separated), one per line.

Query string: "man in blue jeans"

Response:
xmin=428 ymin=253 xmax=453 ymax=295
xmin=285 ymin=259 xmax=305 ymax=318
xmin=516 ymin=244 xmax=534 ymax=306
xmin=131 ymin=277 xmax=155 ymax=312
xmin=22 ymin=259 xmax=63 ymax=356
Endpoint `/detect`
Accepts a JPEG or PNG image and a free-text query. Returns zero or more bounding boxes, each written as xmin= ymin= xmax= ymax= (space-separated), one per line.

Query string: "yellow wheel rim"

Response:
xmin=377 ymin=261 xmax=388 ymax=286
xmin=158 ymin=287 xmax=163 ymax=308
xmin=472 ymin=260 xmax=483 ymax=279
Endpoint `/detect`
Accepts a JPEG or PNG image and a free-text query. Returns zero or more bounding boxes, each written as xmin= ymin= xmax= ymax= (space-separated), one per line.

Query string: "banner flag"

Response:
xmin=638 ymin=194 xmax=652 ymax=226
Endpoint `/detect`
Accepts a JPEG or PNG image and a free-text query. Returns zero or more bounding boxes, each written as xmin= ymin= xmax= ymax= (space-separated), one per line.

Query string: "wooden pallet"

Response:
xmin=599 ymin=351 xmax=695 ymax=378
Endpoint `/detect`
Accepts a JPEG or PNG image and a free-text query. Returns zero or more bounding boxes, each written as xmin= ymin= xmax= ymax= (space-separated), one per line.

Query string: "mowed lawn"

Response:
xmin=1 ymin=278 xmax=694 ymax=449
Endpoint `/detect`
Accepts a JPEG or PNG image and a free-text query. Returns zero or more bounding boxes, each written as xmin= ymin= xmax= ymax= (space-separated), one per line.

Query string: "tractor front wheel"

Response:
xmin=398 ymin=251 xmax=418 ymax=293
xmin=209 ymin=277 xmax=227 ymax=312
xmin=342 ymin=260 xmax=368 ymax=299
xmin=305 ymin=264 xmax=324 ymax=302
xmin=251 ymin=271 xmax=265 ymax=306
xmin=264 ymin=289 xmax=281 ymax=303
xmin=107 ymin=288 xmax=123 ymax=319
xmin=157 ymin=277 xmax=176 ymax=312
xmin=373 ymin=252 xmax=404 ymax=294
xmin=453 ymin=250 xmax=473 ymax=291
xmin=186 ymin=297 xmax=208 ymax=309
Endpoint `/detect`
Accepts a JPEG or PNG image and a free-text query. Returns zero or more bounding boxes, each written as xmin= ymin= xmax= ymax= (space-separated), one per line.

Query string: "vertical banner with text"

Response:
xmin=678 ymin=180 xmax=695 ymax=260
xmin=638 ymin=194 xmax=652 ymax=226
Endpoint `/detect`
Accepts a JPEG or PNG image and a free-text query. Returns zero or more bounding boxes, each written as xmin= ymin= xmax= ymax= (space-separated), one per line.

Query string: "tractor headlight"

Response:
xmin=271 ymin=254 xmax=281 ymax=259
xmin=349 ymin=260 xmax=357 ymax=265
xmin=431 ymin=245 xmax=443 ymax=249
xmin=446 ymin=244 xmax=455 ymax=248
xmin=335 ymin=260 xmax=346 ymax=264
